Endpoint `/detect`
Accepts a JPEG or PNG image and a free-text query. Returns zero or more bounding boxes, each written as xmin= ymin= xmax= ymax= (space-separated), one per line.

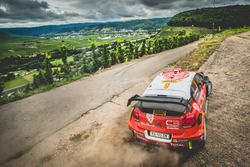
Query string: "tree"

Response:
xmin=163 ymin=39 xmax=169 ymax=50
xmin=33 ymin=74 xmax=39 ymax=88
xmin=102 ymin=44 xmax=110 ymax=68
xmin=44 ymin=54 xmax=53 ymax=84
xmin=127 ymin=42 xmax=134 ymax=61
xmin=60 ymin=45 xmax=68 ymax=65
xmin=140 ymin=40 xmax=146 ymax=57
xmin=147 ymin=40 xmax=152 ymax=54
xmin=117 ymin=44 xmax=125 ymax=63
xmin=134 ymin=45 xmax=139 ymax=59
xmin=0 ymin=79 xmax=4 ymax=94
xmin=91 ymin=42 xmax=101 ymax=72
xmin=110 ymin=51 xmax=118 ymax=65
xmin=158 ymin=39 xmax=164 ymax=52
xmin=153 ymin=40 xmax=159 ymax=53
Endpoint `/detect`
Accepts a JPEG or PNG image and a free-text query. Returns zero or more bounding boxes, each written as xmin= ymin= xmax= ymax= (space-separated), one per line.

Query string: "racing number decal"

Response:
xmin=164 ymin=82 xmax=171 ymax=90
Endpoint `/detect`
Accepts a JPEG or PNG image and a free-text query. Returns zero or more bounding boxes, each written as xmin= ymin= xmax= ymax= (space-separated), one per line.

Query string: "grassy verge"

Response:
xmin=169 ymin=27 xmax=250 ymax=70
xmin=157 ymin=26 xmax=211 ymax=38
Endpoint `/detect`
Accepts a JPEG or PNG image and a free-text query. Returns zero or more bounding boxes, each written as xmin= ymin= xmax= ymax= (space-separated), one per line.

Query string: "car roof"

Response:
xmin=143 ymin=68 xmax=196 ymax=100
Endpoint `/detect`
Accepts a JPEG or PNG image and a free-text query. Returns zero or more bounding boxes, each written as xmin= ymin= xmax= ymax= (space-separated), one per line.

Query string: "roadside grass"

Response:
xmin=169 ymin=27 xmax=250 ymax=70
xmin=40 ymin=154 xmax=53 ymax=164
xmin=6 ymin=147 xmax=32 ymax=162
xmin=69 ymin=133 xmax=82 ymax=142
xmin=158 ymin=26 xmax=211 ymax=38
xmin=219 ymin=27 xmax=250 ymax=36
xmin=69 ymin=131 xmax=89 ymax=142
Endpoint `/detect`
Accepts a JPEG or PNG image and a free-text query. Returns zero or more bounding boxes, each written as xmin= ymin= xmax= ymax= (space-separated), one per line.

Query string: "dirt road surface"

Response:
xmin=0 ymin=41 xmax=199 ymax=164
xmin=1 ymin=31 xmax=250 ymax=167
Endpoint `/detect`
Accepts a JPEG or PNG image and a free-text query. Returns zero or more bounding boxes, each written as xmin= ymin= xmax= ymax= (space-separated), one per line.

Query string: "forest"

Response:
xmin=168 ymin=5 xmax=250 ymax=29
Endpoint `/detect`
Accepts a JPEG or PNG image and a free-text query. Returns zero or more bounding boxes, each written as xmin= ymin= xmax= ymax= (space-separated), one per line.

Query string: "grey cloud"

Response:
xmin=70 ymin=0 xmax=250 ymax=21
xmin=0 ymin=0 xmax=79 ymax=21
xmin=71 ymin=0 xmax=147 ymax=20
xmin=139 ymin=0 xmax=176 ymax=8
xmin=139 ymin=0 xmax=250 ymax=9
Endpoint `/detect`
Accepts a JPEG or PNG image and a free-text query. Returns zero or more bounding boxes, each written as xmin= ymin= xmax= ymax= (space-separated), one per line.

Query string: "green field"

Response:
xmin=0 ymin=33 xmax=149 ymax=60
xmin=3 ymin=71 xmax=37 ymax=90
xmin=51 ymin=56 xmax=74 ymax=66
xmin=0 ymin=26 xmax=207 ymax=60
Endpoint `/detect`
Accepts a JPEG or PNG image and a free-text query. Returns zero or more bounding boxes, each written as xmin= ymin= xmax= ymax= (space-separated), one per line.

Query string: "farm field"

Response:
xmin=0 ymin=33 xmax=149 ymax=60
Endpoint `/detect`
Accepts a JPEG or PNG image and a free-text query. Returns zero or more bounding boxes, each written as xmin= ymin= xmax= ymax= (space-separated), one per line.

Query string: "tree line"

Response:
xmin=168 ymin=5 xmax=250 ymax=29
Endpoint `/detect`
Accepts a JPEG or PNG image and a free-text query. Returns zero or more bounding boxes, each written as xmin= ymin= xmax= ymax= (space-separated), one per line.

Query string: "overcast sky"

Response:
xmin=0 ymin=0 xmax=250 ymax=28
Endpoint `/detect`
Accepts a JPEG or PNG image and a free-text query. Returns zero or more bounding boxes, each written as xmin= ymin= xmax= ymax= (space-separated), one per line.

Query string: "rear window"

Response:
xmin=136 ymin=101 xmax=185 ymax=116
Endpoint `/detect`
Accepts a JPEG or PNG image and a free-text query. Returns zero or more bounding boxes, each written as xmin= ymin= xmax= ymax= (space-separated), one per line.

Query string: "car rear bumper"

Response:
xmin=129 ymin=121 xmax=204 ymax=149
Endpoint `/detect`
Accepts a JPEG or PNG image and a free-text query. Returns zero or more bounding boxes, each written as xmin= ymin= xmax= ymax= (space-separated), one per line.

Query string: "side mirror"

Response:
xmin=203 ymin=76 xmax=212 ymax=97
xmin=206 ymin=81 xmax=212 ymax=97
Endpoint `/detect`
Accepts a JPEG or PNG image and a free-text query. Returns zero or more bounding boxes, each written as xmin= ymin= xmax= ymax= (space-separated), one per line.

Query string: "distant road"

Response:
xmin=0 ymin=41 xmax=199 ymax=164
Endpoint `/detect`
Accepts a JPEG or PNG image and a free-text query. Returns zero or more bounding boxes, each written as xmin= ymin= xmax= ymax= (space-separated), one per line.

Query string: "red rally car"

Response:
xmin=127 ymin=68 xmax=212 ymax=149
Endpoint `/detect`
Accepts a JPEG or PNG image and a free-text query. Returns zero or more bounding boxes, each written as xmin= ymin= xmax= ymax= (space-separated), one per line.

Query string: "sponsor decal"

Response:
xmin=171 ymin=143 xmax=185 ymax=147
xmin=163 ymin=71 xmax=189 ymax=81
xmin=193 ymin=103 xmax=200 ymax=111
xmin=141 ymin=122 xmax=153 ymax=127
xmin=146 ymin=113 xmax=154 ymax=124
xmin=162 ymin=80 xmax=178 ymax=83
xmin=166 ymin=120 xmax=180 ymax=129
xmin=175 ymin=139 xmax=188 ymax=143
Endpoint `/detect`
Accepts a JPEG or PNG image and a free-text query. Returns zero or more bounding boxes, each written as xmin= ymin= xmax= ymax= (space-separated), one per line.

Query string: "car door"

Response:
xmin=193 ymin=74 xmax=206 ymax=112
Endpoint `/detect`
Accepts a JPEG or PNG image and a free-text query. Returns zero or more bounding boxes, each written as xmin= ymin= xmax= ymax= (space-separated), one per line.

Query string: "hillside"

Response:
xmin=0 ymin=18 xmax=169 ymax=36
xmin=168 ymin=5 xmax=250 ymax=29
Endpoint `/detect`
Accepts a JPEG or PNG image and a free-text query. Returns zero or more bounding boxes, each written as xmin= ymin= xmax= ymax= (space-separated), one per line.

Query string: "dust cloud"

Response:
xmin=80 ymin=142 xmax=179 ymax=167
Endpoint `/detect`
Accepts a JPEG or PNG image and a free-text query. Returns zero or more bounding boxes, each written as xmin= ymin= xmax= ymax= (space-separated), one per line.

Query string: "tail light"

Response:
xmin=182 ymin=112 xmax=196 ymax=128
xmin=132 ymin=108 xmax=140 ymax=122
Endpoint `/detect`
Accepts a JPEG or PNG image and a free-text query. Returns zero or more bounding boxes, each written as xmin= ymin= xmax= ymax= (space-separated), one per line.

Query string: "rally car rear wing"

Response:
xmin=127 ymin=94 xmax=188 ymax=107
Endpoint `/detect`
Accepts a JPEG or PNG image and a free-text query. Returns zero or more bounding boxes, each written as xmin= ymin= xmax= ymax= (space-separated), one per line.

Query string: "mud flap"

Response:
xmin=188 ymin=141 xmax=193 ymax=150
